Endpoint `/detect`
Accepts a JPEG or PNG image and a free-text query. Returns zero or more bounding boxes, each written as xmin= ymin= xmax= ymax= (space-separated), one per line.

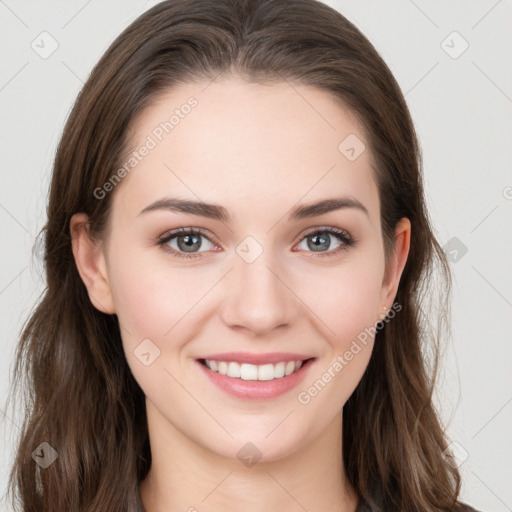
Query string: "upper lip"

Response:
xmin=198 ymin=352 xmax=315 ymax=365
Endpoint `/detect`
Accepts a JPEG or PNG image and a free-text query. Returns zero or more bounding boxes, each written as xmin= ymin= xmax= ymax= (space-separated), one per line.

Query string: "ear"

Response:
xmin=379 ymin=217 xmax=411 ymax=317
xmin=70 ymin=213 xmax=116 ymax=314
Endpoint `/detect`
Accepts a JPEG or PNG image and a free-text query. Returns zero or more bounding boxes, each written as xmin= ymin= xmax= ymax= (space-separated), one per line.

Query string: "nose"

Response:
xmin=218 ymin=250 xmax=298 ymax=337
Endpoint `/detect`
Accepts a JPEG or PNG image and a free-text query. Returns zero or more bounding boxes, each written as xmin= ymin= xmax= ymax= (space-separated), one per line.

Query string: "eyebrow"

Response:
xmin=138 ymin=196 xmax=369 ymax=222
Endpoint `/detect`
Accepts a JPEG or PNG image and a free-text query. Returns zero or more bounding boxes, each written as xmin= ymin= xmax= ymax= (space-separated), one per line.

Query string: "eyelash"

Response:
xmin=156 ymin=226 xmax=356 ymax=260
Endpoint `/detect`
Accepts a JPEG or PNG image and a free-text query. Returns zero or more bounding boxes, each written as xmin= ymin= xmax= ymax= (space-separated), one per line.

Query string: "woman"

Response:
xmin=5 ymin=0 xmax=481 ymax=510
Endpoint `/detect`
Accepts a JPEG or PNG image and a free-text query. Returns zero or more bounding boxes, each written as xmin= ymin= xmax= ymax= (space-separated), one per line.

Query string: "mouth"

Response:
xmin=197 ymin=357 xmax=316 ymax=381
xmin=195 ymin=355 xmax=316 ymax=400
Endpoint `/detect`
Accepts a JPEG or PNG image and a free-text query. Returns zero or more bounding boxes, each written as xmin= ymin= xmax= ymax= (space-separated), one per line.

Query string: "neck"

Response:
xmin=139 ymin=400 xmax=359 ymax=512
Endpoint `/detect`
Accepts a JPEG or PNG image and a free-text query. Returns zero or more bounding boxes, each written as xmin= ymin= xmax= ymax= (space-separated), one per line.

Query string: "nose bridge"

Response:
xmin=219 ymin=240 xmax=296 ymax=335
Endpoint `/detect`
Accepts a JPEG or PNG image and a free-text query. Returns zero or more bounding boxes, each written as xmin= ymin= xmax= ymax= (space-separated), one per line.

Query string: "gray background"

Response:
xmin=1 ymin=0 xmax=511 ymax=510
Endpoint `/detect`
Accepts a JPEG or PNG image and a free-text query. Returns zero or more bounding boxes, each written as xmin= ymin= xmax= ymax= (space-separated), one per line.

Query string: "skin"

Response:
xmin=71 ymin=76 xmax=410 ymax=512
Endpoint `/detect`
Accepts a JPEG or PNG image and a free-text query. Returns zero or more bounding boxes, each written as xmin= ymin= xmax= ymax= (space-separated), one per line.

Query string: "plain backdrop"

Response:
xmin=1 ymin=1 xmax=511 ymax=511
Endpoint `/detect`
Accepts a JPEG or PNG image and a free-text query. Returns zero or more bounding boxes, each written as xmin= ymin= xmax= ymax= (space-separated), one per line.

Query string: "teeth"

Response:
xmin=274 ymin=362 xmax=285 ymax=378
xmin=241 ymin=363 xmax=258 ymax=380
xmin=227 ymin=362 xmax=241 ymax=378
xmin=204 ymin=359 xmax=306 ymax=381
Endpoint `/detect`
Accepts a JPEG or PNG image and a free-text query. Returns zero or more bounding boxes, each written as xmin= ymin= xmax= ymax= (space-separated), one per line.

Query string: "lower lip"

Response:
xmin=196 ymin=359 xmax=316 ymax=400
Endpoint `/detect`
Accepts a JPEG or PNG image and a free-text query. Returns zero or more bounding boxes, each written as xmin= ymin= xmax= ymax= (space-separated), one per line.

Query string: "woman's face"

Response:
xmin=74 ymin=76 xmax=410 ymax=463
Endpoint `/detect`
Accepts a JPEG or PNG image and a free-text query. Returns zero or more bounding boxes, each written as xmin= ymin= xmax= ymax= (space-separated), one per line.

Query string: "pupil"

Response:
xmin=179 ymin=234 xmax=201 ymax=252
xmin=309 ymin=233 xmax=329 ymax=252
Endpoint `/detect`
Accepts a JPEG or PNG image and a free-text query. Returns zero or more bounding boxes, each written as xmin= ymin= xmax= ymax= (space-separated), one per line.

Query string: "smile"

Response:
xmin=196 ymin=355 xmax=316 ymax=400
xmin=200 ymin=359 xmax=309 ymax=381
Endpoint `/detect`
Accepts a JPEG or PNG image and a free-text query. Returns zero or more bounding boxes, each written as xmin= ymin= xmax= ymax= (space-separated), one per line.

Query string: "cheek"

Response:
xmin=107 ymin=242 xmax=198 ymax=336
xmin=110 ymin=268 xmax=168 ymax=337
xmin=294 ymin=262 xmax=383 ymax=417
xmin=107 ymin=252 xmax=200 ymax=396
xmin=294 ymin=255 xmax=384 ymax=346
xmin=106 ymin=245 xmax=229 ymax=394
xmin=291 ymin=254 xmax=384 ymax=401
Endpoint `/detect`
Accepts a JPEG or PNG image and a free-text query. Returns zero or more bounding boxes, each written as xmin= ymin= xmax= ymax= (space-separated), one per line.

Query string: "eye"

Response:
xmin=295 ymin=227 xmax=355 ymax=257
xmin=157 ymin=228 xmax=218 ymax=259
xmin=157 ymin=226 xmax=356 ymax=260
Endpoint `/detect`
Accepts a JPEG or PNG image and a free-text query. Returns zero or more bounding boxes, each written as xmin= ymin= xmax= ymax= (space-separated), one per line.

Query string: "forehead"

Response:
xmin=110 ymin=76 xmax=379 ymax=227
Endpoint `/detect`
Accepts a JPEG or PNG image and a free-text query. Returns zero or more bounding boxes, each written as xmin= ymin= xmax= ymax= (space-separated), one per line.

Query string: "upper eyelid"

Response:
xmin=158 ymin=227 xmax=219 ymax=246
xmin=300 ymin=225 xmax=350 ymax=238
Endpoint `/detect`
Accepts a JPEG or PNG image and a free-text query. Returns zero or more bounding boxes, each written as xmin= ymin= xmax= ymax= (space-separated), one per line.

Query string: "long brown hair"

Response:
xmin=4 ymin=0 xmax=462 ymax=510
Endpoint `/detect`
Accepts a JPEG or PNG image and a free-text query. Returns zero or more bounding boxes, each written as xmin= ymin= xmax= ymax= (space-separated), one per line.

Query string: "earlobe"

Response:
xmin=70 ymin=213 xmax=116 ymax=314
xmin=380 ymin=217 xmax=411 ymax=313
